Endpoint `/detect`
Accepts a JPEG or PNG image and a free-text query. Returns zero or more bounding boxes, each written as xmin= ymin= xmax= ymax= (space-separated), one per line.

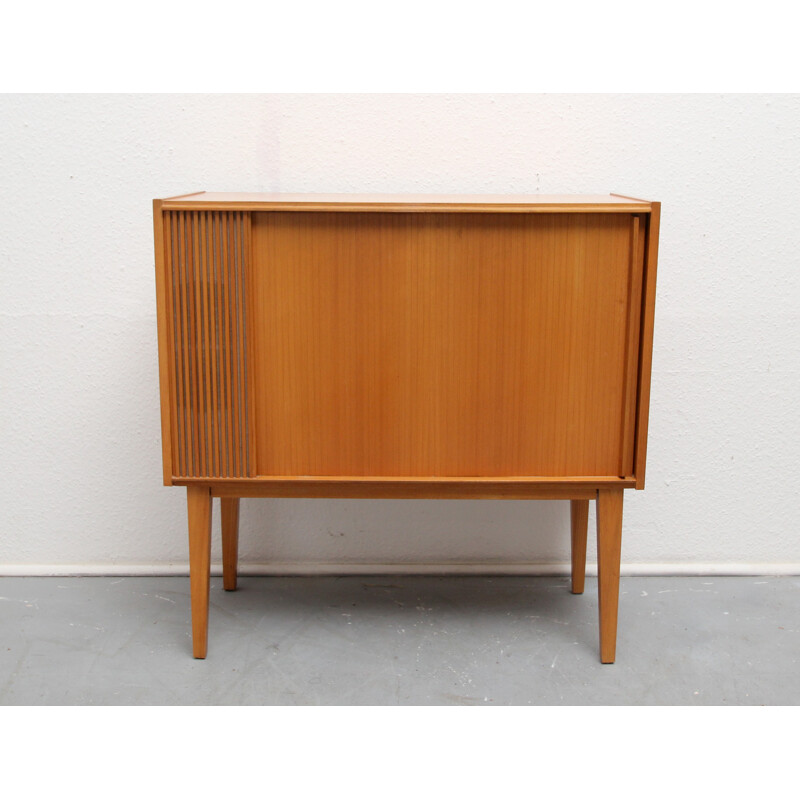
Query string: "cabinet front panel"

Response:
xmin=163 ymin=210 xmax=254 ymax=478
xmin=251 ymin=211 xmax=641 ymax=478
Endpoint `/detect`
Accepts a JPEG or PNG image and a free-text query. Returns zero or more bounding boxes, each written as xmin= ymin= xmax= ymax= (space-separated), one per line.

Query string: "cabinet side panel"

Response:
xmin=251 ymin=211 xmax=634 ymax=478
xmin=618 ymin=215 xmax=645 ymax=476
xmin=153 ymin=202 xmax=174 ymax=485
xmin=634 ymin=203 xmax=661 ymax=489
xmin=165 ymin=210 xmax=253 ymax=478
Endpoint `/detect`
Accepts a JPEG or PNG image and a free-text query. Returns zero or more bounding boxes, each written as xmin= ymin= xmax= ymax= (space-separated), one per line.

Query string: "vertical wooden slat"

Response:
xmin=190 ymin=213 xmax=208 ymax=476
xmin=178 ymin=212 xmax=194 ymax=476
xmin=200 ymin=212 xmax=217 ymax=477
xmin=184 ymin=212 xmax=194 ymax=476
xmin=237 ymin=213 xmax=247 ymax=477
xmin=216 ymin=211 xmax=230 ymax=478
xmin=210 ymin=212 xmax=222 ymax=475
xmin=164 ymin=212 xmax=183 ymax=478
xmin=233 ymin=212 xmax=246 ymax=477
xmin=189 ymin=211 xmax=202 ymax=476
xmin=209 ymin=213 xmax=221 ymax=476
xmin=229 ymin=212 xmax=238 ymax=476
xmin=221 ymin=212 xmax=231 ymax=475
xmin=224 ymin=209 xmax=239 ymax=475
xmin=211 ymin=211 xmax=224 ymax=478
xmin=172 ymin=211 xmax=184 ymax=477
xmin=220 ymin=212 xmax=234 ymax=477
xmin=244 ymin=211 xmax=257 ymax=477
xmin=196 ymin=211 xmax=208 ymax=475
xmin=179 ymin=212 xmax=190 ymax=474
xmin=227 ymin=214 xmax=241 ymax=478
xmin=202 ymin=213 xmax=213 ymax=476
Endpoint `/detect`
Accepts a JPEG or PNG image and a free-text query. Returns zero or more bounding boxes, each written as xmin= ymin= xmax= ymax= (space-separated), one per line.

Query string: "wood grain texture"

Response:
xmin=570 ymin=499 xmax=589 ymax=594
xmin=207 ymin=481 xmax=598 ymax=500
xmin=151 ymin=194 xmax=660 ymax=663
xmin=187 ymin=484 xmax=212 ymax=659
xmin=596 ymin=487 xmax=624 ymax=663
xmin=251 ymin=211 xmax=639 ymax=478
xmin=177 ymin=476 xmax=632 ymax=499
xmin=161 ymin=193 xmax=652 ymax=213
xmin=153 ymin=200 xmax=174 ymax=485
xmin=164 ymin=210 xmax=253 ymax=479
xmin=220 ymin=497 xmax=240 ymax=591
xmin=619 ymin=215 xmax=645 ymax=477
xmin=634 ymin=203 xmax=661 ymax=490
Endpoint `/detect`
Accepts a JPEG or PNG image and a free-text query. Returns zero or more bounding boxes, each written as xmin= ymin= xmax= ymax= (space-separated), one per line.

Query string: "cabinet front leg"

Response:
xmin=187 ymin=485 xmax=212 ymax=659
xmin=596 ymin=488 xmax=624 ymax=664
xmin=570 ymin=499 xmax=589 ymax=594
xmin=221 ymin=497 xmax=240 ymax=592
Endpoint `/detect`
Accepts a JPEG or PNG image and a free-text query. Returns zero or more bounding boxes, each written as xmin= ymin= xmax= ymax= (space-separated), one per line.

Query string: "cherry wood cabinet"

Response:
xmin=153 ymin=192 xmax=660 ymax=661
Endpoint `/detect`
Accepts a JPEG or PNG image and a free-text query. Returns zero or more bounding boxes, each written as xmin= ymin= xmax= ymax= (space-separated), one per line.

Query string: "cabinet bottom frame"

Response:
xmin=173 ymin=476 xmax=636 ymax=500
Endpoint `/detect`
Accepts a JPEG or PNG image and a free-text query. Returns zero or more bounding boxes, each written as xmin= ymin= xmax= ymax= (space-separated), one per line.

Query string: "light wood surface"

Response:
xmin=252 ymin=211 xmax=640 ymax=478
xmin=570 ymin=499 xmax=589 ymax=594
xmin=619 ymin=215 xmax=645 ymax=476
xmin=153 ymin=193 xmax=660 ymax=662
xmin=152 ymin=200 xmax=173 ymax=486
xmin=162 ymin=192 xmax=652 ymax=214
xmin=186 ymin=485 xmax=212 ymax=659
xmin=596 ymin=488 xmax=624 ymax=663
xmin=221 ymin=498 xmax=240 ymax=591
xmin=200 ymin=478 xmax=610 ymax=500
xmin=633 ymin=202 xmax=661 ymax=489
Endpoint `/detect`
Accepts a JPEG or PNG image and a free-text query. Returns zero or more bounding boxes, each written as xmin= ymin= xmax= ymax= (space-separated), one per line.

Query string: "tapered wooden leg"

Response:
xmin=596 ymin=488 xmax=624 ymax=663
xmin=570 ymin=499 xmax=589 ymax=594
xmin=221 ymin=497 xmax=240 ymax=592
xmin=187 ymin=485 xmax=212 ymax=659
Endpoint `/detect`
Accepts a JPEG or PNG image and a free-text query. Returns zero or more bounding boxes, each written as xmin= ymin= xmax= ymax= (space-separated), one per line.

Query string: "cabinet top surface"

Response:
xmin=158 ymin=192 xmax=653 ymax=212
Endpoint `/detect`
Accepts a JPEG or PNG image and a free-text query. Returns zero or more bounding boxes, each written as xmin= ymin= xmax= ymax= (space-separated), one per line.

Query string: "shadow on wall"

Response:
xmin=234 ymin=498 xmax=572 ymax=567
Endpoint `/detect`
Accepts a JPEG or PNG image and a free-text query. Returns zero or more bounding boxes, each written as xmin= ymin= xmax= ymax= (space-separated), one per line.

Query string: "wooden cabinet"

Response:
xmin=153 ymin=192 xmax=660 ymax=661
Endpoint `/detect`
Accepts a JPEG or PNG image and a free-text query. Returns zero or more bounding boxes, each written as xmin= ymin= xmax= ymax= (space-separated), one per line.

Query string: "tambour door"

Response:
xmin=249 ymin=211 xmax=646 ymax=479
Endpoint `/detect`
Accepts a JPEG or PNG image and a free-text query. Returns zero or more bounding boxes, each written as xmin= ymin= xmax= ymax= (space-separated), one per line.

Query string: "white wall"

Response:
xmin=2 ymin=93 xmax=799 ymax=574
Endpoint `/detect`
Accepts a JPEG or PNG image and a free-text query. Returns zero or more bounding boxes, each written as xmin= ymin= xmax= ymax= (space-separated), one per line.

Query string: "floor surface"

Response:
xmin=1 ymin=575 xmax=797 ymax=705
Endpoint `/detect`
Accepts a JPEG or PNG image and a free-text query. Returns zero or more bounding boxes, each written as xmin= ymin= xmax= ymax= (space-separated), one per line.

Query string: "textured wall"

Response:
xmin=2 ymin=94 xmax=799 ymax=573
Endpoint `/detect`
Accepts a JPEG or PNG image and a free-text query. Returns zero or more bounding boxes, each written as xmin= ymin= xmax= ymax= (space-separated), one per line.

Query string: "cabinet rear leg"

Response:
xmin=187 ymin=485 xmax=212 ymax=659
xmin=570 ymin=499 xmax=589 ymax=594
xmin=221 ymin=497 xmax=240 ymax=592
xmin=596 ymin=488 xmax=624 ymax=664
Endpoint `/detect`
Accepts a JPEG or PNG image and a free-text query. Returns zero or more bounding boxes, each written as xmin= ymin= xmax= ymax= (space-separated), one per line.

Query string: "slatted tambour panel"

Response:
xmin=163 ymin=210 xmax=253 ymax=478
xmin=251 ymin=211 xmax=641 ymax=478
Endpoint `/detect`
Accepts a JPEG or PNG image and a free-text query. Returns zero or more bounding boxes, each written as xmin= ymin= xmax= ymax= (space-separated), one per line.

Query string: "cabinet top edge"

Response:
xmin=158 ymin=192 xmax=654 ymax=212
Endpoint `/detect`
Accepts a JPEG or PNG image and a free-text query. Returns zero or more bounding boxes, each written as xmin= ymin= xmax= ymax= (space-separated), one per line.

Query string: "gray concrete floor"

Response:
xmin=0 ymin=575 xmax=797 ymax=705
